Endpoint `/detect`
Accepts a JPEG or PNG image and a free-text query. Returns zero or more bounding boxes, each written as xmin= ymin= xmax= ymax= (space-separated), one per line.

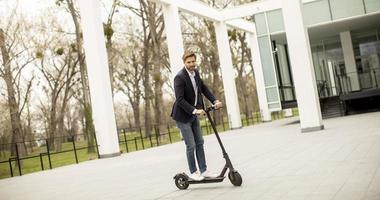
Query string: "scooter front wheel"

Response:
xmin=228 ymin=171 xmax=242 ymax=186
xmin=174 ymin=174 xmax=189 ymax=190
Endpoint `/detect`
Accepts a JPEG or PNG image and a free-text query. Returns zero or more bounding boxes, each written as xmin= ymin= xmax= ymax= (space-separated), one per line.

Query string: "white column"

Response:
xmin=247 ymin=32 xmax=272 ymax=122
xmin=283 ymin=108 xmax=293 ymax=117
xmin=340 ymin=31 xmax=360 ymax=91
xmin=214 ymin=22 xmax=242 ymax=129
xmin=77 ymin=0 xmax=120 ymax=157
xmin=282 ymin=0 xmax=324 ymax=132
xmin=162 ymin=3 xmax=185 ymax=82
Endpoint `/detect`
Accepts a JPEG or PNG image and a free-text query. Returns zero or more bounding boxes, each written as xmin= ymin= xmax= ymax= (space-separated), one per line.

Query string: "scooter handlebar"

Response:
xmin=205 ymin=105 xmax=221 ymax=112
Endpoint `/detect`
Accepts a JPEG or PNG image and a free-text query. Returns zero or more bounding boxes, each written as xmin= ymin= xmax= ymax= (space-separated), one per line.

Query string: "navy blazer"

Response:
xmin=171 ymin=67 xmax=217 ymax=123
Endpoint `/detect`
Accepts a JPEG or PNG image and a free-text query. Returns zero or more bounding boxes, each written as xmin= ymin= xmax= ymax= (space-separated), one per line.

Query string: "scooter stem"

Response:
xmin=205 ymin=108 xmax=234 ymax=171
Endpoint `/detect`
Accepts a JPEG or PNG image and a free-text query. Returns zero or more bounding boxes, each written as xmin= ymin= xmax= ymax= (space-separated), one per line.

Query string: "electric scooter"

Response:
xmin=173 ymin=105 xmax=243 ymax=190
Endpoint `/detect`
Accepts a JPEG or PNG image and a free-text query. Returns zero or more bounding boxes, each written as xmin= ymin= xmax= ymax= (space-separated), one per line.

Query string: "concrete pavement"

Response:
xmin=1 ymin=112 xmax=380 ymax=200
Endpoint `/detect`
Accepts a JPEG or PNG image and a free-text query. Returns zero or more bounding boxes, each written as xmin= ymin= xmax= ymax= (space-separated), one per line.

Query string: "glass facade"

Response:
xmin=311 ymin=38 xmax=345 ymax=97
xmin=266 ymin=9 xmax=285 ymax=33
xmin=254 ymin=11 xmax=283 ymax=111
xmin=309 ymin=29 xmax=380 ymax=98
xmin=273 ymin=42 xmax=296 ymax=102
xmin=257 ymin=35 xmax=282 ymax=111
xmin=302 ymin=0 xmax=380 ymax=26
xmin=255 ymin=9 xmax=286 ymax=36
xmin=302 ymin=0 xmax=331 ymax=26
xmin=330 ymin=0 xmax=365 ymax=20
xmin=258 ymin=36 xmax=277 ymax=86
xmin=255 ymin=13 xmax=267 ymax=36
xmin=364 ymin=0 xmax=380 ymax=13
xmin=253 ymin=0 xmax=380 ymax=110
xmin=352 ymin=30 xmax=380 ymax=89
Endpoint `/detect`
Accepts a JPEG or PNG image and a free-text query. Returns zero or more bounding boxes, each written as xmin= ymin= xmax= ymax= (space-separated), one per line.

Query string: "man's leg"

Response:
xmin=192 ymin=117 xmax=207 ymax=173
xmin=176 ymin=120 xmax=197 ymax=174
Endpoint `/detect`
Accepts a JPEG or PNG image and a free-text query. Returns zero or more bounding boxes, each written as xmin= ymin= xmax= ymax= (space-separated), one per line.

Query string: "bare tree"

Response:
xmin=36 ymin=37 xmax=78 ymax=151
xmin=56 ymin=0 xmax=97 ymax=152
xmin=0 ymin=12 xmax=35 ymax=158
xmin=103 ymin=0 xmax=120 ymax=94
xmin=140 ymin=0 xmax=168 ymax=134
xmin=114 ymin=46 xmax=143 ymax=129
xmin=55 ymin=49 xmax=79 ymax=151
xmin=0 ymin=101 xmax=12 ymax=158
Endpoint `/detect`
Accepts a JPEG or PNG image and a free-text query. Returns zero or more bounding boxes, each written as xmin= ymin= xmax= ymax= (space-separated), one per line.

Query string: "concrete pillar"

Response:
xmin=77 ymin=0 xmax=120 ymax=157
xmin=162 ymin=4 xmax=185 ymax=81
xmin=247 ymin=32 xmax=272 ymax=122
xmin=213 ymin=22 xmax=242 ymax=129
xmin=282 ymin=0 xmax=324 ymax=132
xmin=340 ymin=31 xmax=360 ymax=91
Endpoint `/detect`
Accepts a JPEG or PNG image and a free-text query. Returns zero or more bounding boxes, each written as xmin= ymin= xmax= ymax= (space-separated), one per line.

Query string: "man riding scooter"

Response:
xmin=170 ymin=50 xmax=223 ymax=181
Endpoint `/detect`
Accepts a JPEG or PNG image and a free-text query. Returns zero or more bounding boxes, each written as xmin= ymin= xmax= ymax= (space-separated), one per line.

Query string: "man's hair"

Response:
xmin=182 ymin=51 xmax=197 ymax=62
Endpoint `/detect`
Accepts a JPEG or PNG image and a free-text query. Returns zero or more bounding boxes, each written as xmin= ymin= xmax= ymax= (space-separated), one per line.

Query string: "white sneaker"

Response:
xmin=188 ymin=172 xmax=205 ymax=181
xmin=201 ymin=170 xmax=219 ymax=178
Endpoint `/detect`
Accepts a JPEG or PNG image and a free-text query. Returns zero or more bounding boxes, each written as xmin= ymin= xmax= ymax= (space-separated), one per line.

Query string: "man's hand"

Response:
xmin=195 ymin=109 xmax=206 ymax=117
xmin=214 ymin=100 xmax=223 ymax=109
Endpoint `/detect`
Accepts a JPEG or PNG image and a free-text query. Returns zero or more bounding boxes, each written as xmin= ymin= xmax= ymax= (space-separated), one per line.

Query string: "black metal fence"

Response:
xmin=0 ymin=133 xmax=100 ymax=178
xmin=0 ymin=110 xmax=295 ymax=179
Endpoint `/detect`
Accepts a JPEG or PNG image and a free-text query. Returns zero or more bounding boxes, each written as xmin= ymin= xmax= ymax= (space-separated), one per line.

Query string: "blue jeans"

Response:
xmin=176 ymin=116 xmax=207 ymax=174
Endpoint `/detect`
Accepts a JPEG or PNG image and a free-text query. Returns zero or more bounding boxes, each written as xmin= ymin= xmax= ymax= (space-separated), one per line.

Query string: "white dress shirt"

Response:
xmin=185 ymin=67 xmax=198 ymax=114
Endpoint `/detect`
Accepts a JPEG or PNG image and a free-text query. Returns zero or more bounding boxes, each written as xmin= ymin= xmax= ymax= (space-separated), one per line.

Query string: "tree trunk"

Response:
xmin=148 ymin=16 xmax=165 ymax=136
xmin=56 ymin=66 xmax=74 ymax=152
xmin=48 ymin=90 xmax=58 ymax=151
xmin=56 ymin=114 xmax=65 ymax=152
xmin=205 ymin=21 xmax=223 ymax=125
xmin=152 ymin=45 xmax=163 ymax=133
xmin=26 ymin=103 xmax=34 ymax=153
xmin=66 ymin=0 xmax=96 ymax=153
xmin=84 ymin=104 xmax=95 ymax=152
xmin=140 ymin=0 xmax=153 ymax=137
xmin=105 ymin=0 xmax=118 ymax=95
xmin=143 ymin=65 xmax=153 ymax=137
xmin=124 ymin=53 xmax=142 ymax=130
xmin=132 ymin=103 xmax=140 ymax=128
xmin=105 ymin=29 xmax=114 ymax=95
xmin=0 ymin=29 xmax=27 ymax=158
xmin=153 ymin=71 xmax=164 ymax=137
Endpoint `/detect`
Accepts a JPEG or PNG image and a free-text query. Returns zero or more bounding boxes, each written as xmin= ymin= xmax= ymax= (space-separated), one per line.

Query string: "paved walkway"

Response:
xmin=1 ymin=112 xmax=380 ymax=200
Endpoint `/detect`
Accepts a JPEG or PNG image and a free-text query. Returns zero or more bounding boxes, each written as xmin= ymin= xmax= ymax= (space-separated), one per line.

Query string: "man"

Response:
xmin=171 ymin=51 xmax=223 ymax=181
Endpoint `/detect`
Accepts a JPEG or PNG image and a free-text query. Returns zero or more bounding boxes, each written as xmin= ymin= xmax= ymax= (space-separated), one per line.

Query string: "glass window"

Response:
xmin=364 ymin=0 xmax=380 ymax=13
xmin=268 ymin=103 xmax=281 ymax=109
xmin=254 ymin=13 xmax=267 ymax=36
xmin=330 ymin=0 xmax=365 ymax=19
xmin=302 ymin=0 xmax=331 ymax=25
xmin=352 ymin=30 xmax=380 ymax=89
xmin=258 ymin=36 xmax=277 ymax=86
xmin=310 ymin=36 xmax=343 ymax=97
xmin=266 ymin=9 xmax=285 ymax=33
xmin=266 ymin=87 xmax=280 ymax=103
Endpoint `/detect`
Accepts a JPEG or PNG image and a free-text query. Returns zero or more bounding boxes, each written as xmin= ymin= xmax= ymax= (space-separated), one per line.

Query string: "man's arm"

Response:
xmin=174 ymin=75 xmax=197 ymax=115
xmin=200 ymin=79 xmax=217 ymax=104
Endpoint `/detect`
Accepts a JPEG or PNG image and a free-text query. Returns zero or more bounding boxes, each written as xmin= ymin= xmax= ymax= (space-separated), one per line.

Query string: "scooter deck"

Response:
xmin=188 ymin=176 xmax=225 ymax=184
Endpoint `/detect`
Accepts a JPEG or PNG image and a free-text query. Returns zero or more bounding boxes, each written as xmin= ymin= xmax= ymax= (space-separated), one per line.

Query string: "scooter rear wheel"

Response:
xmin=228 ymin=171 xmax=242 ymax=186
xmin=174 ymin=174 xmax=189 ymax=190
